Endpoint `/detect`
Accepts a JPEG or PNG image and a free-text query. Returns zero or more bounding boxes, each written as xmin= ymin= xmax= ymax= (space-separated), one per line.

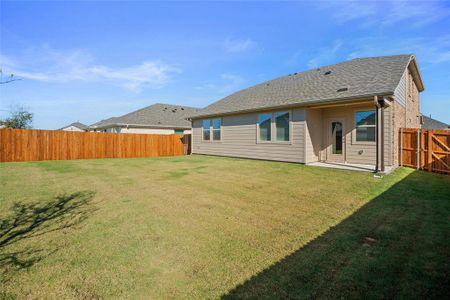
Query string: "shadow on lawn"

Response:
xmin=223 ymin=171 xmax=450 ymax=299
xmin=0 ymin=191 xmax=96 ymax=281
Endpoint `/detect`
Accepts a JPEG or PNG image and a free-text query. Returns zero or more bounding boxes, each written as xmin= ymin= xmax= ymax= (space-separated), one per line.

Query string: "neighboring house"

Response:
xmin=90 ymin=103 xmax=199 ymax=135
xmin=422 ymin=115 xmax=449 ymax=130
xmin=59 ymin=122 xmax=88 ymax=132
xmin=189 ymin=54 xmax=424 ymax=172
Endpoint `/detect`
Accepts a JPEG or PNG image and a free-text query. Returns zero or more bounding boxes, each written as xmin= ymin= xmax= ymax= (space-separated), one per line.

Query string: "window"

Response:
xmin=275 ymin=112 xmax=290 ymax=141
xmin=258 ymin=111 xmax=291 ymax=142
xmin=212 ymin=118 xmax=221 ymax=141
xmin=258 ymin=114 xmax=272 ymax=142
xmin=355 ymin=110 xmax=376 ymax=142
xmin=202 ymin=120 xmax=211 ymax=141
xmin=174 ymin=129 xmax=184 ymax=135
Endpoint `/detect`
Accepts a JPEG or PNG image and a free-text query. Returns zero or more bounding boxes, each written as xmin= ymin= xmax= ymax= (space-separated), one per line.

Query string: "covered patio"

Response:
xmin=304 ymin=96 xmax=394 ymax=173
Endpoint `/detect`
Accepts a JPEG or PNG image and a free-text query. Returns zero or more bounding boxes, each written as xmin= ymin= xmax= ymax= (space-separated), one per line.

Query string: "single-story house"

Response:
xmin=422 ymin=115 xmax=449 ymax=130
xmin=59 ymin=122 xmax=88 ymax=132
xmin=189 ymin=54 xmax=424 ymax=172
xmin=90 ymin=103 xmax=199 ymax=135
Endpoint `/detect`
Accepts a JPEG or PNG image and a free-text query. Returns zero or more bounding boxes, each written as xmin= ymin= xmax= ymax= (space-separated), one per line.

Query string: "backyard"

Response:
xmin=0 ymin=155 xmax=449 ymax=299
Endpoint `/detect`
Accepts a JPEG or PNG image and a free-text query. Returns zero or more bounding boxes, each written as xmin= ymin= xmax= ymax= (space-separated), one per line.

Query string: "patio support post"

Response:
xmin=374 ymin=96 xmax=380 ymax=173
xmin=380 ymin=105 xmax=385 ymax=172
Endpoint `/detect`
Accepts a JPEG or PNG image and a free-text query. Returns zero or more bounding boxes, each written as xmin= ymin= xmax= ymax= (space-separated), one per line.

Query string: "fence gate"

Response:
xmin=182 ymin=134 xmax=192 ymax=155
xmin=401 ymin=128 xmax=450 ymax=174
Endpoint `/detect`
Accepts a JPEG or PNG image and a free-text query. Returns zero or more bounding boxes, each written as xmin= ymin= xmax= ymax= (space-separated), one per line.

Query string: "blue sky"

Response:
xmin=1 ymin=0 xmax=449 ymax=129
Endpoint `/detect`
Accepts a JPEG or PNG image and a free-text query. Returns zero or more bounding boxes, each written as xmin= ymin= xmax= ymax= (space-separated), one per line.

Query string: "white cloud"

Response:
xmin=319 ymin=0 xmax=449 ymax=28
xmin=218 ymin=73 xmax=245 ymax=92
xmin=307 ymin=39 xmax=343 ymax=68
xmin=347 ymin=35 xmax=450 ymax=65
xmin=329 ymin=0 xmax=377 ymax=23
xmin=296 ymin=35 xmax=450 ymax=71
xmin=383 ymin=0 xmax=449 ymax=27
xmin=223 ymin=38 xmax=257 ymax=53
xmin=0 ymin=48 xmax=179 ymax=92
xmin=196 ymin=73 xmax=245 ymax=94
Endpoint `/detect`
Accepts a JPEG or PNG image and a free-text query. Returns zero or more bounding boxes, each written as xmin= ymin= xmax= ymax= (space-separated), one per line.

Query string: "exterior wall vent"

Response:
xmin=337 ymin=87 xmax=348 ymax=92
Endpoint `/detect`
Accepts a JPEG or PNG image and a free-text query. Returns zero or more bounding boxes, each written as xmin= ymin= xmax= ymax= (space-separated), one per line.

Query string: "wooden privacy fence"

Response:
xmin=400 ymin=128 xmax=450 ymax=174
xmin=0 ymin=128 xmax=189 ymax=162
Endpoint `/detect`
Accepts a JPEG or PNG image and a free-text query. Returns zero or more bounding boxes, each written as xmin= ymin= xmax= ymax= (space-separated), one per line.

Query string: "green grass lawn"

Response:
xmin=0 ymin=155 xmax=449 ymax=299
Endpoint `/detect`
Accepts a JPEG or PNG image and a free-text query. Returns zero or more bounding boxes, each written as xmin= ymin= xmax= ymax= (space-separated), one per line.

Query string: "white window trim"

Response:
xmin=256 ymin=113 xmax=273 ymax=144
xmin=202 ymin=118 xmax=222 ymax=142
xmin=211 ymin=118 xmax=222 ymax=143
xmin=202 ymin=119 xmax=211 ymax=142
xmin=352 ymin=109 xmax=376 ymax=145
xmin=257 ymin=110 xmax=292 ymax=144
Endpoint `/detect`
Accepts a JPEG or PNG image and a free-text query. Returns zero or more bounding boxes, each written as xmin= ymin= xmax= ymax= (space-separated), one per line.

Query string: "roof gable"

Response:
xmin=90 ymin=103 xmax=200 ymax=129
xmin=60 ymin=122 xmax=88 ymax=130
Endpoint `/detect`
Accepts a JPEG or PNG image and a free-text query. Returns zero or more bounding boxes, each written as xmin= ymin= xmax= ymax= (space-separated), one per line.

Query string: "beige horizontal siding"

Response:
xmin=194 ymin=103 xmax=393 ymax=167
xmin=192 ymin=109 xmax=305 ymax=163
xmin=304 ymin=109 xmax=323 ymax=163
xmin=320 ymin=104 xmax=383 ymax=166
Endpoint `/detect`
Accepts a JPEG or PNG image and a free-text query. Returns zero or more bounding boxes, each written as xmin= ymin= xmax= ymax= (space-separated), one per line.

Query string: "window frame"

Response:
xmin=257 ymin=113 xmax=273 ymax=143
xmin=274 ymin=111 xmax=291 ymax=143
xmin=201 ymin=118 xmax=222 ymax=142
xmin=212 ymin=118 xmax=222 ymax=142
xmin=257 ymin=110 xmax=292 ymax=144
xmin=202 ymin=119 xmax=211 ymax=141
xmin=353 ymin=109 xmax=376 ymax=145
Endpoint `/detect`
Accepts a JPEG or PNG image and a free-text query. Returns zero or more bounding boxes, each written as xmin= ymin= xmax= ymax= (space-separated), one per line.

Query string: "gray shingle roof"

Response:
xmin=60 ymin=122 xmax=88 ymax=130
xmin=422 ymin=116 xmax=449 ymax=130
xmin=191 ymin=55 xmax=416 ymax=118
xmin=90 ymin=103 xmax=200 ymax=129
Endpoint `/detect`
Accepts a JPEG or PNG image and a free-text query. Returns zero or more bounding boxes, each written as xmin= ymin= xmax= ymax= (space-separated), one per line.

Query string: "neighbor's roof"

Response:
xmin=191 ymin=54 xmax=423 ymax=118
xmin=90 ymin=103 xmax=200 ymax=129
xmin=60 ymin=122 xmax=88 ymax=130
xmin=422 ymin=116 xmax=449 ymax=130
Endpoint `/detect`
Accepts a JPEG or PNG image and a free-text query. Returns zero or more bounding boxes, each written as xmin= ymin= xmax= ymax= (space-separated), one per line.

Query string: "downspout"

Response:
xmin=187 ymin=118 xmax=193 ymax=155
xmin=374 ymin=96 xmax=393 ymax=173
xmin=380 ymin=105 xmax=385 ymax=172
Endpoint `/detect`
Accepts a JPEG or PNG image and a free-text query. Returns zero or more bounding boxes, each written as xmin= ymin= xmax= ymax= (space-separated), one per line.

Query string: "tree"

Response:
xmin=0 ymin=107 xmax=33 ymax=129
xmin=0 ymin=69 xmax=22 ymax=84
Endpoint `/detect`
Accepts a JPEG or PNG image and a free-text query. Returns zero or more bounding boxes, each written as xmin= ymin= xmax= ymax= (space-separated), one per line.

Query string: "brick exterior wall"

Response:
xmin=405 ymin=70 xmax=421 ymax=128
xmin=392 ymin=101 xmax=406 ymax=166
xmin=391 ymin=67 xmax=421 ymax=167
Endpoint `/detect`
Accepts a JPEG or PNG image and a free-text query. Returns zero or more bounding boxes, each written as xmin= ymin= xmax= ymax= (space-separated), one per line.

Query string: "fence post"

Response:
xmin=428 ymin=130 xmax=433 ymax=172
xmin=416 ymin=129 xmax=420 ymax=170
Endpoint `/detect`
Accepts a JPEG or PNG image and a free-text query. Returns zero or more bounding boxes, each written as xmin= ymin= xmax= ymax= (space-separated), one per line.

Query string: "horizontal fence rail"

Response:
xmin=0 ymin=128 xmax=189 ymax=162
xmin=401 ymin=128 xmax=450 ymax=174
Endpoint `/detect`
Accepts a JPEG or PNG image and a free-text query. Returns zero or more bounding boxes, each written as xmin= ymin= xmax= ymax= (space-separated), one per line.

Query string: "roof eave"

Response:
xmin=408 ymin=55 xmax=425 ymax=92
xmin=89 ymin=123 xmax=191 ymax=130
xmin=189 ymin=92 xmax=394 ymax=119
